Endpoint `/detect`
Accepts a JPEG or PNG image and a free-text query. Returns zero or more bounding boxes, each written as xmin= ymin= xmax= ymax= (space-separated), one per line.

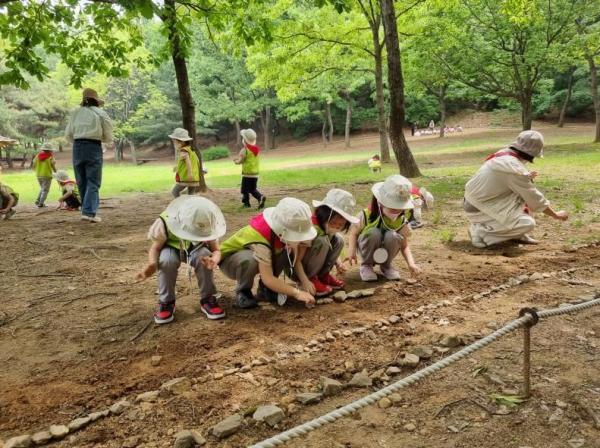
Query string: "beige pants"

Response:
xmin=467 ymin=211 xmax=536 ymax=246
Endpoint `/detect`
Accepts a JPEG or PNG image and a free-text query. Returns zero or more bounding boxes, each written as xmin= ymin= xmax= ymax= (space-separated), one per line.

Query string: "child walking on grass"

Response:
xmin=170 ymin=128 xmax=201 ymax=198
xmin=346 ymin=175 xmax=422 ymax=282
xmin=136 ymin=196 xmax=227 ymax=323
xmin=54 ymin=170 xmax=81 ymax=211
xmin=32 ymin=142 xmax=57 ymax=208
xmin=233 ymin=128 xmax=266 ymax=209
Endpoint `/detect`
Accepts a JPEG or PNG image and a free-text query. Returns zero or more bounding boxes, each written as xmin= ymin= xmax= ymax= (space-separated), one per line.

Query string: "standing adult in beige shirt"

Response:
xmin=464 ymin=130 xmax=568 ymax=248
xmin=65 ymin=88 xmax=113 ymax=223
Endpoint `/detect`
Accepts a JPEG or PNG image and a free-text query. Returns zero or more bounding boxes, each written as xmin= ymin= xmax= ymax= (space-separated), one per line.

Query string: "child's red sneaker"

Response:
xmin=310 ymin=277 xmax=333 ymax=297
xmin=319 ymin=273 xmax=344 ymax=290
xmin=201 ymin=296 xmax=226 ymax=320
xmin=154 ymin=302 xmax=175 ymax=324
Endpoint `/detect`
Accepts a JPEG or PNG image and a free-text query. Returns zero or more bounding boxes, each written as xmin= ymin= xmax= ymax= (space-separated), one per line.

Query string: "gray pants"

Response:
xmin=158 ymin=246 xmax=216 ymax=304
xmin=220 ymin=249 xmax=290 ymax=293
xmin=36 ymin=177 xmax=52 ymax=205
xmin=358 ymin=228 xmax=403 ymax=269
xmin=302 ymin=234 xmax=344 ymax=279
xmin=467 ymin=212 xmax=536 ymax=246
xmin=171 ymin=184 xmax=200 ymax=198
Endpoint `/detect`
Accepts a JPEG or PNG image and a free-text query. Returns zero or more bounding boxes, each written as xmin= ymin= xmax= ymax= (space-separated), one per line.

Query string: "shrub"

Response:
xmin=202 ymin=146 xmax=231 ymax=161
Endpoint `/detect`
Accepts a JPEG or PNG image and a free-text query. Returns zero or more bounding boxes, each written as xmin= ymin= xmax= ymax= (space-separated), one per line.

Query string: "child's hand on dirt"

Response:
xmin=343 ymin=251 xmax=358 ymax=266
xmin=136 ymin=263 xmax=156 ymax=281
xmin=555 ymin=210 xmax=569 ymax=221
xmin=335 ymin=261 xmax=347 ymax=275
xmin=409 ymin=264 xmax=422 ymax=277
xmin=301 ymin=279 xmax=316 ymax=295
xmin=296 ymin=290 xmax=315 ymax=308
xmin=201 ymin=256 xmax=217 ymax=270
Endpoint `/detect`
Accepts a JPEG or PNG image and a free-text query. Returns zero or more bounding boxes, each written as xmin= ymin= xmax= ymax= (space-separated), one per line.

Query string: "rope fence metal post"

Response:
xmin=518 ymin=308 xmax=539 ymax=398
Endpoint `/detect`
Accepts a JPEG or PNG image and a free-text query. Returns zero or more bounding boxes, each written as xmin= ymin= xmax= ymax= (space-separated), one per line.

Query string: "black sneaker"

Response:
xmin=200 ymin=296 xmax=226 ymax=320
xmin=258 ymin=196 xmax=266 ymax=210
xmin=242 ymin=203 xmax=251 ymax=208
xmin=257 ymin=281 xmax=277 ymax=303
xmin=154 ymin=302 xmax=175 ymax=324
xmin=236 ymin=289 xmax=258 ymax=309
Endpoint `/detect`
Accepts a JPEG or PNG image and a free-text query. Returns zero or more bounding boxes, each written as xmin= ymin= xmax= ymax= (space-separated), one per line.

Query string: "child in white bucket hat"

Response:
xmin=53 ymin=170 xmax=81 ymax=210
xmin=32 ymin=142 xmax=57 ymax=208
xmin=297 ymin=189 xmax=359 ymax=297
xmin=233 ymin=128 xmax=266 ymax=209
xmin=219 ymin=197 xmax=317 ymax=309
xmin=136 ymin=196 xmax=227 ymax=323
xmin=346 ymin=175 xmax=422 ymax=282
xmin=170 ymin=128 xmax=201 ymax=198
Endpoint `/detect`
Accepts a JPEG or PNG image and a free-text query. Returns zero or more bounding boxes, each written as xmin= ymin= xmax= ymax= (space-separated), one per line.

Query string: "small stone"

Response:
xmin=223 ymin=368 xmax=239 ymax=376
xmin=307 ymin=339 xmax=319 ymax=347
xmin=259 ymin=356 xmax=273 ymax=364
xmin=296 ymin=392 xmax=323 ymax=405
xmin=344 ymin=360 xmax=356 ymax=372
xmin=342 ymin=330 xmax=352 ymax=337
xmin=386 ymin=366 xmax=401 ymax=375
xmin=548 ymin=408 xmax=564 ymax=424
xmin=88 ymin=409 xmax=109 ymax=421
xmin=174 ymin=429 xmax=206 ymax=448
xmin=378 ymin=397 xmax=392 ymax=409
xmin=403 ymin=423 xmax=416 ymax=432
xmin=389 ymin=393 xmax=402 ymax=404
xmin=68 ymin=416 xmax=91 ymax=431
xmin=316 ymin=336 xmax=327 ymax=343
xmin=439 ymin=335 xmax=461 ymax=348
xmin=31 ymin=431 xmax=52 ymax=445
xmin=213 ymin=372 xmax=224 ymax=379
xmin=360 ymin=288 xmax=376 ymax=297
xmin=251 ymin=358 xmax=264 ymax=367
xmin=325 ymin=332 xmax=336 ymax=342
xmin=4 ymin=435 xmax=33 ymax=448
xmin=253 ymin=405 xmax=285 ymax=427
xmin=333 ymin=291 xmax=347 ymax=302
xmin=388 ymin=315 xmax=401 ymax=324
xmin=346 ymin=290 xmax=363 ymax=299
xmin=348 ymin=370 xmax=372 ymax=388
xmin=406 ymin=278 xmax=418 ymax=285
xmin=109 ymin=400 xmax=131 ymax=415
xmin=516 ymin=274 xmax=530 ymax=283
xmin=352 ymin=327 xmax=366 ymax=334
xmin=136 ymin=390 xmax=159 ymax=403
xmin=332 ymin=330 xmax=342 ymax=338
xmin=49 ymin=425 xmax=69 ymax=439
xmin=412 ymin=346 xmax=433 ymax=359
xmin=320 ymin=377 xmax=343 ymax=396
xmin=567 ymin=438 xmax=585 ymax=448
xmin=320 ymin=298 xmax=334 ymax=304
xmin=212 ymin=414 xmax=243 ymax=439
xmin=542 ymin=273 xmax=551 ymax=278
xmin=529 ymin=272 xmax=544 ymax=281
xmin=151 ymin=355 xmax=162 ymax=366
xmin=555 ymin=400 xmax=568 ymax=409
xmin=398 ymin=353 xmax=420 ymax=367
xmin=239 ymin=365 xmax=251 ymax=373
xmin=160 ymin=377 xmax=192 ymax=395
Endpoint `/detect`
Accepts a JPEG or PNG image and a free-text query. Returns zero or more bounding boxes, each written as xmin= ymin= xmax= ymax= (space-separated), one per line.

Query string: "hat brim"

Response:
xmin=372 ymin=182 xmax=414 ymax=210
xmin=312 ymin=200 xmax=359 ymax=224
xmin=263 ymin=207 xmax=317 ymax=242
xmin=168 ymin=134 xmax=193 ymax=141
xmin=165 ymin=196 xmax=226 ymax=242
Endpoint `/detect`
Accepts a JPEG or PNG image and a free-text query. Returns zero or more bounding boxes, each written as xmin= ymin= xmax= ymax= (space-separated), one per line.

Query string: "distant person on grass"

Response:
xmin=54 ymin=170 xmax=81 ymax=211
xmin=346 ymin=175 xmax=422 ymax=282
xmin=464 ymin=130 xmax=568 ymax=248
xmin=170 ymin=128 xmax=201 ymax=197
xmin=65 ymin=88 xmax=113 ymax=223
xmin=136 ymin=196 xmax=227 ymax=323
xmin=233 ymin=128 xmax=266 ymax=209
xmin=368 ymin=154 xmax=382 ymax=173
xmin=32 ymin=142 xmax=57 ymax=208
xmin=0 ymin=166 xmax=18 ymax=220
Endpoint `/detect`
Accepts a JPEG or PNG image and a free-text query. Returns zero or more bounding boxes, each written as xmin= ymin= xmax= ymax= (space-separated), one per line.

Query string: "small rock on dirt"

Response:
xmin=174 ymin=430 xmax=206 ymax=448
xmin=88 ymin=410 xmax=109 ymax=421
xmin=151 ymin=355 xmax=162 ymax=366
xmin=325 ymin=332 xmax=336 ymax=342
xmin=68 ymin=416 xmax=91 ymax=431
xmin=348 ymin=370 xmax=372 ymax=388
xmin=320 ymin=377 xmax=343 ymax=396
xmin=529 ymin=272 xmax=544 ymax=281
xmin=398 ymin=353 xmax=420 ymax=367
xmin=412 ymin=346 xmax=433 ymax=359
xmin=49 ymin=425 xmax=69 ymax=439
xmin=109 ymin=400 xmax=131 ymax=415
xmin=386 ymin=366 xmax=401 ymax=375
xmin=212 ymin=414 xmax=243 ymax=439
xmin=346 ymin=290 xmax=363 ymax=299
xmin=378 ymin=398 xmax=392 ymax=409
xmin=342 ymin=330 xmax=352 ymax=337
xmin=253 ymin=405 xmax=285 ymax=427
xmin=389 ymin=393 xmax=402 ymax=404
xmin=403 ymin=423 xmax=417 ymax=432
xmin=160 ymin=377 xmax=192 ymax=395
xmin=555 ymin=400 xmax=568 ymax=409
xmin=31 ymin=431 xmax=52 ymax=446
xmin=439 ymin=335 xmax=461 ymax=348
xmin=548 ymin=408 xmax=564 ymax=425
xmin=136 ymin=390 xmax=159 ymax=403
xmin=4 ymin=435 xmax=33 ymax=448
xmin=388 ymin=315 xmax=401 ymax=324
xmin=333 ymin=291 xmax=347 ymax=302
xmin=296 ymin=392 xmax=323 ymax=405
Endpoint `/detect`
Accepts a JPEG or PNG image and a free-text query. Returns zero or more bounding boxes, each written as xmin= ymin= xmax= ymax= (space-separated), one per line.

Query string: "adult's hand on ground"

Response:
xmin=296 ymin=290 xmax=315 ymax=308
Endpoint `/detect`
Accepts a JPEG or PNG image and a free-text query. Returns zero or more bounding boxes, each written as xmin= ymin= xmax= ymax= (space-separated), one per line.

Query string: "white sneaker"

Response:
xmin=380 ymin=266 xmax=401 ymax=280
xmin=81 ymin=215 xmax=102 ymax=223
xmin=468 ymin=226 xmax=487 ymax=248
xmin=359 ymin=265 xmax=378 ymax=282
xmin=517 ymin=234 xmax=539 ymax=245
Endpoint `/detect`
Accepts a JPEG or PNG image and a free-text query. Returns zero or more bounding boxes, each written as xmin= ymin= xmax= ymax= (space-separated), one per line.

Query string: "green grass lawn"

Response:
xmin=2 ymin=132 xmax=599 ymax=206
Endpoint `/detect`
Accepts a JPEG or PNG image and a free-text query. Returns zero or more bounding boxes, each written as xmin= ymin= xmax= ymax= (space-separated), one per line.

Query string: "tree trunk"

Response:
xmin=587 ymin=55 xmax=600 ymax=143
xmin=380 ymin=0 xmax=421 ymax=177
xmin=322 ymin=116 xmax=328 ymax=147
xmin=6 ymin=149 xmax=12 ymax=169
xmin=326 ymin=101 xmax=333 ymax=143
xmin=58 ymin=142 xmax=63 ymax=153
xmin=520 ymin=92 xmax=533 ymax=131
xmin=164 ymin=0 xmax=206 ymax=191
xmin=438 ymin=86 xmax=447 ymax=138
xmin=345 ymin=99 xmax=352 ymax=148
xmin=129 ymin=139 xmax=137 ymax=165
xmin=264 ymin=106 xmax=271 ymax=149
xmin=235 ymin=120 xmax=241 ymax=146
xmin=558 ymin=67 xmax=575 ymax=128
xmin=371 ymin=20 xmax=391 ymax=162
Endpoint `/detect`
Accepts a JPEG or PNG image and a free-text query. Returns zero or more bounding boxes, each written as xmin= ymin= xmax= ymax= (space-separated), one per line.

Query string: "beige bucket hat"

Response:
xmin=165 ymin=196 xmax=226 ymax=242
xmin=312 ymin=188 xmax=359 ymax=224
xmin=169 ymin=128 xmax=193 ymax=142
xmin=53 ymin=170 xmax=70 ymax=182
xmin=263 ymin=197 xmax=317 ymax=242
xmin=240 ymin=128 xmax=257 ymax=145
xmin=82 ymin=88 xmax=104 ymax=106
xmin=39 ymin=142 xmax=56 ymax=152
xmin=372 ymin=175 xmax=414 ymax=210
xmin=510 ymin=130 xmax=544 ymax=158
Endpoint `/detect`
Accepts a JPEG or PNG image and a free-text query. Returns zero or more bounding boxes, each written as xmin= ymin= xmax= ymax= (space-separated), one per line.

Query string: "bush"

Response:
xmin=202 ymin=146 xmax=231 ymax=161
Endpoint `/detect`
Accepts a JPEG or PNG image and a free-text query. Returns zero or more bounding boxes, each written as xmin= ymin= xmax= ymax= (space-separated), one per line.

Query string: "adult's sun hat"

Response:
xmin=168 ymin=128 xmax=193 ymax=142
xmin=372 ymin=175 xmax=414 ymax=210
xmin=240 ymin=128 xmax=257 ymax=146
xmin=165 ymin=196 xmax=226 ymax=242
xmin=82 ymin=87 xmax=104 ymax=106
xmin=312 ymin=188 xmax=359 ymax=224
xmin=263 ymin=197 xmax=317 ymax=242
xmin=510 ymin=130 xmax=544 ymax=158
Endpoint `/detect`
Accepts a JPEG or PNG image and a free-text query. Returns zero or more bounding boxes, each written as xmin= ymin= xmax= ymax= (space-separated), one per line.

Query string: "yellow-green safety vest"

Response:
xmin=220 ymin=225 xmax=282 ymax=259
xmin=34 ymin=154 xmax=54 ymax=178
xmin=177 ymin=147 xmax=200 ymax=183
xmin=360 ymin=208 xmax=410 ymax=236
xmin=159 ymin=211 xmax=192 ymax=252
xmin=242 ymin=148 xmax=259 ymax=176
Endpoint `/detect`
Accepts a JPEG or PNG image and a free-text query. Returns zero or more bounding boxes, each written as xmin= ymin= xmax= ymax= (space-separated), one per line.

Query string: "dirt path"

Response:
xmin=0 ymin=173 xmax=598 ymax=447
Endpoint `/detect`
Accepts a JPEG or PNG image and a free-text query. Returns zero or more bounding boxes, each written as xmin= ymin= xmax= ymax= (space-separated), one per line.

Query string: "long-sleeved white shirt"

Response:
xmin=65 ymin=106 xmax=113 ymax=143
xmin=464 ymin=151 xmax=549 ymax=228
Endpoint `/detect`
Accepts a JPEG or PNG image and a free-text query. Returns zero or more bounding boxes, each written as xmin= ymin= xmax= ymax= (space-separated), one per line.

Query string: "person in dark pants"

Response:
xmin=234 ymin=128 xmax=266 ymax=209
xmin=65 ymin=88 xmax=113 ymax=223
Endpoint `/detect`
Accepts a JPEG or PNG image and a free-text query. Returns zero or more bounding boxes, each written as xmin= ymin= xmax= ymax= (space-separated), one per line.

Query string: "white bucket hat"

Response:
xmin=40 ymin=142 xmax=56 ymax=152
xmin=263 ymin=197 xmax=317 ymax=242
xmin=510 ymin=130 xmax=544 ymax=158
xmin=165 ymin=196 xmax=226 ymax=242
xmin=240 ymin=128 xmax=257 ymax=145
xmin=168 ymin=128 xmax=193 ymax=142
xmin=312 ymin=188 xmax=359 ymax=224
xmin=372 ymin=175 xmax=414 ymax=210
xmin=53 ymin=170 xmax=70 ymax=182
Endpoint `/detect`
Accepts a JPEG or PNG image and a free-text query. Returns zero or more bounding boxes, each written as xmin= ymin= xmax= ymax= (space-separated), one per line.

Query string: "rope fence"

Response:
xmin=249 ymin=294 xmax=600 ymax=448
